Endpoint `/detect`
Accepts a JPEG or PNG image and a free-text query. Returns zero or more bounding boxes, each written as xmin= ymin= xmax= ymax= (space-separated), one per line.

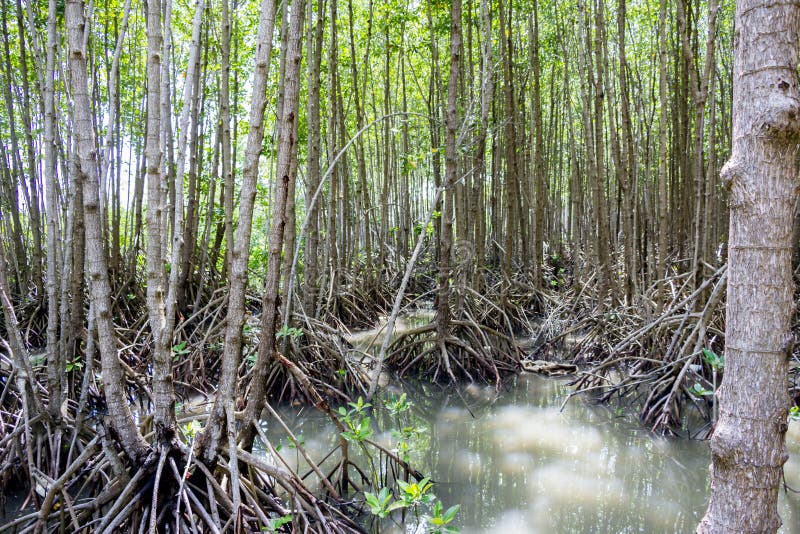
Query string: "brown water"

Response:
xmin=260 ymin=315 xmax=800 ymax=533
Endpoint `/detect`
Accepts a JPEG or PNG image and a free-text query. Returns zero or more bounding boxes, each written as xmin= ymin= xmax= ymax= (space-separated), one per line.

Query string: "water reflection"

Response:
xmin=264 ymin=373 xmax=799 ymax=533
xmin=263 ymin=311 xmax=799 ymax=533
xmin=432 ymin=375 xmax=704 ymax=533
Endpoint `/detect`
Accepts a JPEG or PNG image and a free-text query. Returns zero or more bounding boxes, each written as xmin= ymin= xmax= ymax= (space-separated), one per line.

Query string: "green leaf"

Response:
xmin=172 ymin=341 xmax=190 ymax=356
xmin=443 ymin=504 xmax=460 ymax=522
xmin=364 ymin=492 xmax=380 ymax=509
xmin=387 ymin=500 xmax=407 ymax=512
xmin=266 ymin=514 xmax=292 ymax=531
xmin=276 ymin=326 xmax=303 ymax=339
xmin=688 ymin=383 xmax=713 ymax=397
xmin=364 ymin=487 xmax=398 ymax=518
xmin=65 ymin=356 xmax=84 ymax=372
xmin=182 ymin=420 xmax=203 ymax=440
xmin=701 ymin=348 xmax=724 ymax=370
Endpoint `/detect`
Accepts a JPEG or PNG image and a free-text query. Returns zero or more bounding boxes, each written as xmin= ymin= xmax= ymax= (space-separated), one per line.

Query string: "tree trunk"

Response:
xmin=698 ymin=0 xmax=800 ymax=530
xmin=347 ymin=0 xmax=373 ymax=274
xmin=530 ymin=4 xmax=544 ymax=290
xmin=221 ymin=0 xmax=234 ymax=278
xmin=302 ymin=0 xmax=324 ymax=317
xmin=436 ymin=0 xmax=461 ymax=345
xmin=240 ymin=0 xmax=305 ymax=447
xmin=199 ymin=0 xmax=277 ymax=462
xmin=43 ymin=0 xmax=62 ymax=421
xmin=657 ymin=0 xmax=669 ymax=292
xmin=590 ymin=0 xmax=612 ymax=303
xmin=65 ymin=0 xmax=149 ymax=464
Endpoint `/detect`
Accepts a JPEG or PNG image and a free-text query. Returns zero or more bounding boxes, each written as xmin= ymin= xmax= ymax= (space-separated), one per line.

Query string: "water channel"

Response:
xmin=262 ymin=313 xmax=800 ymax=533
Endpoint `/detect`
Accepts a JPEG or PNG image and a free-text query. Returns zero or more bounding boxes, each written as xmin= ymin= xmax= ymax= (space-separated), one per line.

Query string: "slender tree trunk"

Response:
xmin=591 ymin=0 xmax=612 ymax=302
xmin=616 ymin=0 xmax=637 ymax=303
xmin=325 ymin=0 xmax=340 ymax=312
xmin=657 ymin=0 xmax=669 ymax=290
xmin=240 ymin=0 xmax=306 ymax=447
xmin=347 ymin=0 xmax=372 ymax=274
xmin=302 ymin=0 xmax=324 ymax=316
xmin=66 ymin=0 xmax=149 ymax=464
xmin=179 ymin=22 xmax=207 ymax=308
xmin=199 ymin=0 xmax=277 ymax=462
xmin=42 ymin=0 xmax=63 ymax=421
xmin=152 ymin=0 xmax=203 ymax=441
xmin=0 ymin=4 xmax=31 ymax=292
xmin=220 ymin=0 xmax=234 ymax=278
xmin=473 ymin=0 xmax=492 ymax=290
xmin=498 ymin=0 xmax=522 ymax=280
xmin=11 ymin=0 xmax=43 ymax=296
xmin=530 ymin=5 xmax=544 ymax=290
xmin=436 ymin=0 xmax=461 ymax=347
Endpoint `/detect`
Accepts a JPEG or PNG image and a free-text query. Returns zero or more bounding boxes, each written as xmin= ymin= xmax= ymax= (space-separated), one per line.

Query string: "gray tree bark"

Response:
xmin=65 ymin=0 xmax=150 ymax=464
xmin=241 ymin=0 xmax=306 ymax=446
xmin=698 ymin=0 xmax=800 ymax=531
xmin=199 ymin=0 xmax=277 ymax=462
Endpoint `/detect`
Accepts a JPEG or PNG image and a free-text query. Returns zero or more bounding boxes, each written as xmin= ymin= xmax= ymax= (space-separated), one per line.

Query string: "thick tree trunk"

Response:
xmin=698 ymin=0 xmax=800 ymax=531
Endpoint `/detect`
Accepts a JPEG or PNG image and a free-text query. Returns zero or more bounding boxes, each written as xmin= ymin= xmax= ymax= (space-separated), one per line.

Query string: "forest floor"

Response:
xmin=3 ymin=261 xmax=800 ymax=532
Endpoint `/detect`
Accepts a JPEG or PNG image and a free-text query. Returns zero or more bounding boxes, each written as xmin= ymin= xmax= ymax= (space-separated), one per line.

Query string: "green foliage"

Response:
xmin=790 ymin=406 xmax=800 ymax=421
xmin=364 ymin=487 xmax=407 ymax=518
xmin=397 ymin=476 xmax=435 ymax=507
xmin=65 ymin=356 xmax=83 ymax=372
xmin=341 ymin=415 xmax=373 ymax=443
xmin=276 ymin=326 xmax=304 ymax=339
xmin=701 ymin=348 xmax=724 ymax=371
xmin=262 ymin=514 xmax=292 ymax=532
xmin=182 ymin=420 xmax=203 ymax=440
xmin=688 ymin=383 xmax=713 ymax=397
xmin=363 ymin=476 xmax=459 ymax=533
xmin=172 ymin=341 xmax=191 ymax=361
xmin=287 ymin=434 xmax=305 ymax=449
xmin=386 ymin=393 xmax=413 ymax=416
xmin=427 ymin=501 xmax=460 ymax=534
xmin=338 ymin=397 xmax=373 ymax=443
xmin=391 ymin=425 xmax=426 ymax=462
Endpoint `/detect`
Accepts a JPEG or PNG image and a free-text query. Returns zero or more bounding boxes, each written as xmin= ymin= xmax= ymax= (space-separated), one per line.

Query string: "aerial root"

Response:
xmin=533 ymin=263 xmax=729 ymax=435
xmin=4 ymin=425 xmax=366 ymax=534
xmin=386 ymin=318 xmax=520 ymax=386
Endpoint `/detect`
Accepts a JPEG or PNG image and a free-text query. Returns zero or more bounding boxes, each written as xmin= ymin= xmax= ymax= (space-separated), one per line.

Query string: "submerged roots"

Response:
xmin=386 ymin=322 xmax=521 ymax=386
xmin=531 ymin=263 xmax=731 ymax=436
xmin=4 ymin=430 xmax=364 ymax=533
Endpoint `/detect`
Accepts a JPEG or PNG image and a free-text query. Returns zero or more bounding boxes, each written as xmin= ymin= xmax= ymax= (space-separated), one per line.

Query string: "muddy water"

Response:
xmin=262 ymin=315 xmax=800 ymax=533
